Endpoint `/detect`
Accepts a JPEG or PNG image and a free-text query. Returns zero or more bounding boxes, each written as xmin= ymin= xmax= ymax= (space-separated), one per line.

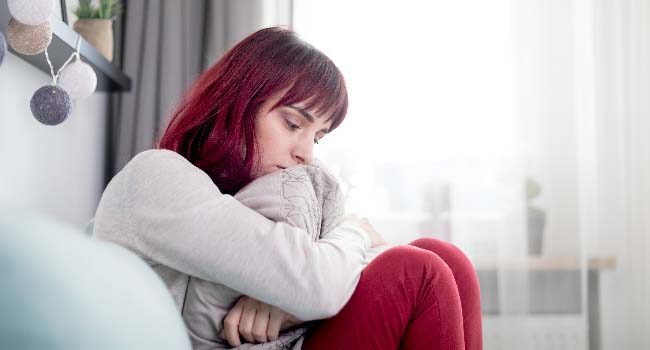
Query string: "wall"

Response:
xmin=0 ymin=51 xmax=108 ymax=228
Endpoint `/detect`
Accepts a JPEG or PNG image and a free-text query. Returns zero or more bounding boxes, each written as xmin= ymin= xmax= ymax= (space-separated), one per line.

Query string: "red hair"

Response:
xmin=158 ymin=27 xmax=348 ymax=195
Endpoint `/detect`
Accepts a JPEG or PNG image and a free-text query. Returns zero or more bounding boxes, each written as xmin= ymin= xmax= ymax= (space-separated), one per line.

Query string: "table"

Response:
xmin=473 ymin=256 xmax=616 ymax=350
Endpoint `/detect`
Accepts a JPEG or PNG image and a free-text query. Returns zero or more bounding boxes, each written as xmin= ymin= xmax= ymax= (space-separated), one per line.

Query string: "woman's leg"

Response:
xmin=302 ymin=244 xmax=467 ymax=350
xmin=408 ymin=238 xmax=483 ymax=350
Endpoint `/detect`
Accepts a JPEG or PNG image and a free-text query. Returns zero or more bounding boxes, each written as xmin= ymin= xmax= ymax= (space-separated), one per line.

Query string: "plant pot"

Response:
xmin=527 ymin=206 xmax=546 ymax=255
xmin=73 ymin=19 xmax=114 ymax=62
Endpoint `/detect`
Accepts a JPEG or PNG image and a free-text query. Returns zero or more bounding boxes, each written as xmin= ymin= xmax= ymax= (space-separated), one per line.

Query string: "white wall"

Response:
xmin=0 ymin=51 xmax=108 ymax=228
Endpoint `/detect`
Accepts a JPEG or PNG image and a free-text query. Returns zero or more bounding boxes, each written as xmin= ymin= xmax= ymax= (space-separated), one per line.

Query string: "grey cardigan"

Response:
xmin=93 ymin=150 xmax=386 ymax=349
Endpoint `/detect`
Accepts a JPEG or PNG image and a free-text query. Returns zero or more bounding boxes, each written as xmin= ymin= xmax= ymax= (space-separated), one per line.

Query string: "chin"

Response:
xmin=256 ymin=166 xmax=283 ymax=178
xmin=269 ymin=166 xmax=285 ymax=173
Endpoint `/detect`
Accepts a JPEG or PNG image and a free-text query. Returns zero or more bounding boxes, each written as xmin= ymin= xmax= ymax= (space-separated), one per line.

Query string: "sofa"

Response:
xmin=0 ymin=209 xmax=191 ymax=350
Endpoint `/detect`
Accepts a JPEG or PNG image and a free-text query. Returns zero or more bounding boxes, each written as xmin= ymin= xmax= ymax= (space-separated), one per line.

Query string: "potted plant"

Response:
xmin=72 ymin=0 xmax=122 ymax=62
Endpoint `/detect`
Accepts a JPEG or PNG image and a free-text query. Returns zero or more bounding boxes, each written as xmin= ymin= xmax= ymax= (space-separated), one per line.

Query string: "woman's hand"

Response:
xmin=219 ymin=295 xmax=302 ymax=346
xmin=344 ymin=214 xmax=388 ymax=248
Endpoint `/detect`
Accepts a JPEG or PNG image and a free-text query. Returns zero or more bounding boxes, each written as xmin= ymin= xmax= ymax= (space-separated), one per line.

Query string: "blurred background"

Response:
xmin=1 ymin=0 xmax=649 ymax=349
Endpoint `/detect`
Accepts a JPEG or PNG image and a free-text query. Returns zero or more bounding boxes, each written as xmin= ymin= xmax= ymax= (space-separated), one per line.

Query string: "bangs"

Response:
xmin=275 ymin=52 xmax=348 ymax=131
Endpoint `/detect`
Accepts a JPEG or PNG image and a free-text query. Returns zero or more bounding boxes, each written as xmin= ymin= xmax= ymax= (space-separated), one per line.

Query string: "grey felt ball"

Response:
xmin=0 ymin=31 xmax=6 ymax=66
xmin=30 ymin=85 xmax=72 ymax=126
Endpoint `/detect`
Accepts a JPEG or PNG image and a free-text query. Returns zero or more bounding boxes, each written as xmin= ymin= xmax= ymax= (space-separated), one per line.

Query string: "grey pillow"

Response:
xmin=182 ymin=161 xmax=345 ymax=350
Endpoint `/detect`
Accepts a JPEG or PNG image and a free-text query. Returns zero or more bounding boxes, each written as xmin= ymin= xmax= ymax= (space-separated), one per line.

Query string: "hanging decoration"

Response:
xmin=6 ymin=18 xmax=52 ymax=55
xmin=58 ymin=57 xmax=98 ymax=99
xmin=5 ymin=0 xmax=99 ymax=126
xmin=29 ymin=38 xmax=87 ymax=125
xmin=0 ymin=31 xmax=6 ymax=66
xmin=7 ymin=0 xmax=55 ymax=26
xmin=30 ymin=85 xmax=72 ymax=125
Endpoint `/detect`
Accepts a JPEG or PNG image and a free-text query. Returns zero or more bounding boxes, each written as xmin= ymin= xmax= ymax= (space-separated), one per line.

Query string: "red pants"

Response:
xmin=303 ymin=238 xmax=483 ymax=350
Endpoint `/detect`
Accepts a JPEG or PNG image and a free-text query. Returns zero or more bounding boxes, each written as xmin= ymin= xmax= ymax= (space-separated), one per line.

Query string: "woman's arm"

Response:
xmin=94 ymin=150 xmax=370 ymax=321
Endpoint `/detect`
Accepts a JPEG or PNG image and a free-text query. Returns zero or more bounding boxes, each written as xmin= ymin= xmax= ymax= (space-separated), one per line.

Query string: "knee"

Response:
xmin=410 ymin=238 xmax=475 ymax=268
xmin=367 ymin=245 xmax=454 ymax=281
xmin=409 ymin=238 xmax=480 ymax=291
xmin=410 ymin=237 xmax=464 ymax=256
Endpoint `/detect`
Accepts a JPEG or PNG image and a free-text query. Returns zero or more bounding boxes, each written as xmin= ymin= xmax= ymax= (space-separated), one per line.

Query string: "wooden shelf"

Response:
xmin=0 ymin=2 xmax=131 ymax=92
xmin=473 ymin=255 xmax=617 ymax=271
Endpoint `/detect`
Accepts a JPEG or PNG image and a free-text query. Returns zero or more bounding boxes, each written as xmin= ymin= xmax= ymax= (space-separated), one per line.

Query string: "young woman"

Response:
xmin=93 ymin=27 xmax=483 ymax=350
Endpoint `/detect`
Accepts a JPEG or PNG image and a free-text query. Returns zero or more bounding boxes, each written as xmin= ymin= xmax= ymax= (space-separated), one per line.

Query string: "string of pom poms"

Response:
xmin=31 ymin=35 xmax=97 ymax=126
xmin=29 ymin=36 xmax=82 ymax=126
xmin=5 ymin=0 xmax=98 ymax=126
xmin=44 ymin=36 xmax=81 ymax=86
xmin=32 ymin=35 xmax=99 ymax=125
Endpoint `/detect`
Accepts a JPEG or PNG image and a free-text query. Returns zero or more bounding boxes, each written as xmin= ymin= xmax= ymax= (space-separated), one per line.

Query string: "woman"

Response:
xmin=93 ymin=27 xmax=482 ymax=350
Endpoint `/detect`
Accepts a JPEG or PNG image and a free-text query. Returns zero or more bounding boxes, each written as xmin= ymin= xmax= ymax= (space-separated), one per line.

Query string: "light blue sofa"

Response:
xmin=0 ymin=210 xmax=191 ymax=350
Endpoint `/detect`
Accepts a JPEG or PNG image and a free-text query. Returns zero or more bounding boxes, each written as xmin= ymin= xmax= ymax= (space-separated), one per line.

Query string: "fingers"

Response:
xmin=222 ymin=296 xmax=297 ymax=346
xmin=238 ymin=297 xmax=259 ymax=343
xmin=251 ymin=303 xmax=272 ymax=343
xmin=223 ymin=297 xmax=245 ymax=347
xmin=268 ymin=307 xmax=285 ymax=340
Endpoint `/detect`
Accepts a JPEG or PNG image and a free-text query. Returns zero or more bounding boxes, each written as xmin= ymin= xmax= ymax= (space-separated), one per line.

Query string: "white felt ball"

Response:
xmin=30 ymin=85 xmax=72 ymax=126
xmin=0 ymin=31 xmax=6 ymax=66
xmin=8 ymin=0 xmax=54 ymax=26
xmin=58 ymin=60 xmax=98 ymax=99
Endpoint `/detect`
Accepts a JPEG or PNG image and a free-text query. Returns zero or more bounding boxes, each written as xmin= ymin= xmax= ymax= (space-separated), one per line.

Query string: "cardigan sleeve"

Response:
xmin=93 ymin=149 xmax=371 ymax=321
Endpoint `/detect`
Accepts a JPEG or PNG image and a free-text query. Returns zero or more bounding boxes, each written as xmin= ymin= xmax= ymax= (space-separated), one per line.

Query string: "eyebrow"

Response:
xmin=287 ymin=105 xmax=330 ymax=133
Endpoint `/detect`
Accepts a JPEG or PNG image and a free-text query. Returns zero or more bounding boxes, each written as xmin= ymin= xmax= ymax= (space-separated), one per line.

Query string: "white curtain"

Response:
xmin=295 ymin=0 xmax=650 ymax=349
xmin=202 ymin=0 xmax=292 ymax=69
xmin=590 ymin=0 xmax=650 ymax=348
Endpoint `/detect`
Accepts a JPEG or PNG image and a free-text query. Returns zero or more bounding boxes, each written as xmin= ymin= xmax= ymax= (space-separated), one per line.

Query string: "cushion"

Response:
xmin=0 ymin=209 xmax=192 ymax=350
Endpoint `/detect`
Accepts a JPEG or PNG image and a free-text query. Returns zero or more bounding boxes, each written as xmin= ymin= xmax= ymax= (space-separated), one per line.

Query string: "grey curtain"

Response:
xmin=105 ymin=0 xmax=292 ymax=184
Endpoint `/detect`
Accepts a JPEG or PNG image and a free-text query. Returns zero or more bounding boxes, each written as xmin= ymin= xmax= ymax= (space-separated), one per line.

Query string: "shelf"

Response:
xmin=0 ymin=2 xmax=131 ymax=92
xmin=473 ymin=255 xmax=617 ymax=271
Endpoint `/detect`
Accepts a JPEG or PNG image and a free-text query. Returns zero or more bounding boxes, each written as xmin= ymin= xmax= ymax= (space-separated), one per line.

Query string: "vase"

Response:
xmin=73 ymin=19 xmax=114 ymax=62
xmin=527 ymin=206 xmax=546 ymax=255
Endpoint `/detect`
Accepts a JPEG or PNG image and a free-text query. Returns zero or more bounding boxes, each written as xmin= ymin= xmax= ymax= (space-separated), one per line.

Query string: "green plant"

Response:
xmin=74 ymin=0 xmax=123 ymax=19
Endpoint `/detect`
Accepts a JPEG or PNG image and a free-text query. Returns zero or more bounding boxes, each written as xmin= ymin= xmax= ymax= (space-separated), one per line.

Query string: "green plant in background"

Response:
xmin=74 ymin=0 xmax=123 ymax=19
xmin=97 ymin=0 xmax=123 ymax=19
xmin=73 ymin=0 xmax=94 ymax=18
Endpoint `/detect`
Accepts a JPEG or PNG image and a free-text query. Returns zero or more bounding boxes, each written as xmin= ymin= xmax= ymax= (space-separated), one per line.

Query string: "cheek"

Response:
xmin=264 ymin=134 xmax=288 ymax=156
xmin=257 ymin=126 xmax=288 ymax=161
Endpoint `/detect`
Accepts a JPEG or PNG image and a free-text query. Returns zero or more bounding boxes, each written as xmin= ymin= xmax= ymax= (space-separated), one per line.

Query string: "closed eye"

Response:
xmin=285 ymin=117 xmax=322 ymax=144
xmin=285 ymin=119 xmax=300 ymax=130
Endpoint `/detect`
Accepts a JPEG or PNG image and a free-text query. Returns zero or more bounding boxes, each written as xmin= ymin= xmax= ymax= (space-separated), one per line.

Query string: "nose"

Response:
xmin=292 ymin=135 xmax=314 ymax=165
